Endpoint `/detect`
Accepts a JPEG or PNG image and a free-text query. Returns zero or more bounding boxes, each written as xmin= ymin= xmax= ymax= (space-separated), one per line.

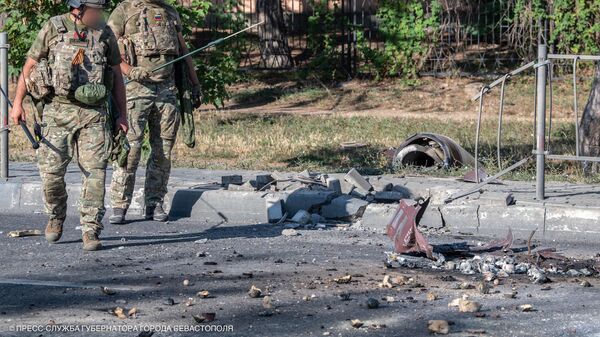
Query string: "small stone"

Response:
xmin=503 ymin=292 xmax=517 ymax=299
xmin=262 ymin=295 xmax=272 ymax=309
xmin=163 ymin=298 xmax=175 ymax=306
xmin=476 ymin=282 xmax=490 ymax=294
xmin=426 ymin=292 xmax=439 ymax=301
xmin=281 ymin=228 xmax=299 ymax=236
xmin=248 ymin=285 xmax=262 ymax=298
xmin=518 ymin=304 xmax=534 ymax=312
xmin=458 ymin=299 xmax=481 ymax=313
xmin=366 ymin=298 xmax=379 ymax=309
xmin=581 ymin=280 xmax=592 ymax=287
xmin=566 ymin=269 xmax=581 ymax=277
xmin=350 ymin=319 xmax=364 ymax=328
xmin=334 ymin=275 xmax=352 ymax=284
xmin=427 ymin=320 xmax=449 ymax=335
xmin=339 ymin=293 xmax=351 ymax=301
xmin=183 ymin=279 xmax=190 ymax=287
xmin=197 ymin=290 xmax=210 ymax=298
xmin=195 ymin=238 xmax=209 ymax=244
xmin=381 ymin=275 xmax=394 ymax=288
xmin=384 ymin=296 xmax=395 ymax=302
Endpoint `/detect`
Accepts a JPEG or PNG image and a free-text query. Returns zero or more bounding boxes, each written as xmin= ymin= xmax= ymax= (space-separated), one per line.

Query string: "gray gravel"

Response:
xmin=0 ymin=212 xmax=599 ymax=337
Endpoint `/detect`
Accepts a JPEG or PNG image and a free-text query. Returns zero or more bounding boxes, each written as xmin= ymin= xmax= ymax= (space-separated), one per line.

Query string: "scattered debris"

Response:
xmin=111 ymin=307 xmax=127 ymax=319
xmin=427 ymin=320 xmax=450 ymax=335
xmin=386 ymin=199 xmax=433 ymax=259
xmin=334 ymin=275 xmax=352 ymax=284
xmin=248 ymin=285 xmax=262 ymax=298
xmin=197 ymin=290 xmax=211 ymax=298
xmin=128 ymin=308 xmax=138 ymax=318
xmin=100 ymin=286 xmax=116 ymax=296
xmin=393 ymin=133 xmax=476 ymax=169
xmin=518 ymin=304 xmax=535 ymax=312
xmin=281 ymin=228 xmax=299 ymax=237
xmin=426 ymin=292 xmax=439 ymax=301
xmin=366 ymin=298 xmax=379 ymax=309
xmin=8 ymin=230 xmax=42 ymax=238
xmin=262 ymin=296 xmax=272 ymax=309
xmin=449 ymin=297 xmax=481 ymax=313
xmin=350 ymin=319 xmax=364 ymax=328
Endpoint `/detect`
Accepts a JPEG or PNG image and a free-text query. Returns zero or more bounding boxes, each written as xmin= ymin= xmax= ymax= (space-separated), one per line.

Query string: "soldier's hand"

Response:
xmin=191 ymin=84 xmax=202 ymax=109
xmin=116 ymin=115 xmax=129 ymax=134
xmin=128 ymin=67 xmax=151 ymax=82
xmin=10 ymin=100 xmax=26 ymax=125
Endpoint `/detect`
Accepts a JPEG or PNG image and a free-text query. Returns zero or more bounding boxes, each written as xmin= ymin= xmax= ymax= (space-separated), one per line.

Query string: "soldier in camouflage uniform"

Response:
xmin=10 ymin=0 xmax=128 ymax=251
xmin=107 ymin=0 xmax=201 ymax=224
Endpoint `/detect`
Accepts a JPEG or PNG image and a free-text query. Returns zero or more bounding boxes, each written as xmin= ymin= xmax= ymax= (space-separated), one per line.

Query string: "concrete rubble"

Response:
xmin=209 ymin=168 xmax=428 ymax=227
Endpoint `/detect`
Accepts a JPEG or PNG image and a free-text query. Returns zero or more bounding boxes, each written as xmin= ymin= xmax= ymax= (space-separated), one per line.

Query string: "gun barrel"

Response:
xmin=124 ymin=21 xmax=264 ymax=85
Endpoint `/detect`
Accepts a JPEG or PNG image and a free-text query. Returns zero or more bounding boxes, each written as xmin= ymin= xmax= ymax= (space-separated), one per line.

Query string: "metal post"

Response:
xmin=535 ymin=44 xmax=547 ymax=200
xmin=0 ymin=32 xmax=9 ymax=180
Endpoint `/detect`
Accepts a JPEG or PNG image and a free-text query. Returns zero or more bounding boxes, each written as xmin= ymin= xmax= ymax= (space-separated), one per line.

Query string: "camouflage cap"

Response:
xmin=67 ymin=0 xmax=108 ymax=8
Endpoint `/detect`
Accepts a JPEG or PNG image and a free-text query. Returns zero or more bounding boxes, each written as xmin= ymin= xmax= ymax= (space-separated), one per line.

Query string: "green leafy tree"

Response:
xmin=358 ymin=0 xmax=441 ymax=79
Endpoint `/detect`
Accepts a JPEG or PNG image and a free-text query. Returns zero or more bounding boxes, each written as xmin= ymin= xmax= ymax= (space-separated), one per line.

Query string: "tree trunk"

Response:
xmin=580 ymin=64 xmax=600 ymax=175
xmin=257 ymin=0 xmax=293 ymax=69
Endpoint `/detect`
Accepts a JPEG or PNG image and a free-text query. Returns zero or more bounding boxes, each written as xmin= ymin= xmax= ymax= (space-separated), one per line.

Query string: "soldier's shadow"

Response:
xmin=55 ymin=222 xmax=279 ymax=250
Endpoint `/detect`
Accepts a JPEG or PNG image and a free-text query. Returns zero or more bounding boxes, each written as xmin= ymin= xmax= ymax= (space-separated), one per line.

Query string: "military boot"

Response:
xmin=109 ymin=208 xmax=127 ymax=225
xmin=44 ymin=218 xmax=64 ymax=243
xmin=145 ymin=204 xmax=168 ymax=222
xmin=82 ymin=231 xmax=102 ymax=251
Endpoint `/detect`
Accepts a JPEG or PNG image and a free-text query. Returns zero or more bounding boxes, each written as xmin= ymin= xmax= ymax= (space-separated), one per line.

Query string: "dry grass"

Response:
xmin=8 ymin=74 xmax=599 ymax=183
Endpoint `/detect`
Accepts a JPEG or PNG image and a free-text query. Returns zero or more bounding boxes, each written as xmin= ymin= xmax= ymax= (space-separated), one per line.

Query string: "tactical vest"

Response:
xmin=128 ymin=0 xmax=180 ymax=58
xmin=47 ymin=15 xmax=108 ymax=98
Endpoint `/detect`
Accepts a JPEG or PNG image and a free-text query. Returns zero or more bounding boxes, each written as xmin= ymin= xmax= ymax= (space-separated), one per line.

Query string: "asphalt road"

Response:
xmin=0 ymin=212 xmax=599 ymax=337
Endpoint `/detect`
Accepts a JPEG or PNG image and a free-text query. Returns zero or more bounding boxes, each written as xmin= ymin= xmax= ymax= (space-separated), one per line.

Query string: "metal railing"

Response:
xmin=464 ymin=43 xmax=600 ymax=201
xmin=0 ymin=32 xmax=8 ymax=180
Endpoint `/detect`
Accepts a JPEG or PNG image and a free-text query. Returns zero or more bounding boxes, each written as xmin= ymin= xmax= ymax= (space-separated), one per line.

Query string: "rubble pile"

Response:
xmin=219 ymin=168 xmax=410 ymax=226
xmin=385 ymin=250 xmax=598 ymax=284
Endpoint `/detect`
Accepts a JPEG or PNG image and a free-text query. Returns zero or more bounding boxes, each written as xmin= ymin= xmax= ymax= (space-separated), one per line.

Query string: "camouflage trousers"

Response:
xmin=110 ymin=79 xmax=180 ymax=209
xmin=37 ymin=101 xmax=110 ymax=233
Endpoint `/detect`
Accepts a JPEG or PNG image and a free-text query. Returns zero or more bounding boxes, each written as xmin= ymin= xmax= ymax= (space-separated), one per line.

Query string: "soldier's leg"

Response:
xmin=144 ymin=82 xmax=180 ymax=219
xmin=76 ymin=111 xmax=109 ymax=251
xmin=37 ymin=103 xmax=75 ymax=242
xmin=109 ymin=84 xmax=153 ymax=219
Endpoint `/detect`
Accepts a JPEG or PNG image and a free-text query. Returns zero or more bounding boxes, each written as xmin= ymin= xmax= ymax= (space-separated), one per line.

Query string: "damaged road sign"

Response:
xmin=386 ymin=198 xmax=433 ymax=259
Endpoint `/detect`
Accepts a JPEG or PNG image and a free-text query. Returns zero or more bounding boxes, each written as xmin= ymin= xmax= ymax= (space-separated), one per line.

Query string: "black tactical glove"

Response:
xmin=191 ymin=84 xmax=202 ymax=109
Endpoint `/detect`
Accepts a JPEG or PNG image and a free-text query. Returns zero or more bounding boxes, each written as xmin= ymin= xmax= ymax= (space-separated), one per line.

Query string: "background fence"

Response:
xmin=178 ymin=0 xmax=547 ymax=76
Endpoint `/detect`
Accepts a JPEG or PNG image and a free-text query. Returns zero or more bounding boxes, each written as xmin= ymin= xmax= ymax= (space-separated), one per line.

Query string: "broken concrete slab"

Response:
xmin=360 ymin=203 xmax=397 ymax=232
xmin=256 ymin=174 xmax=274 ymax=190
xmin=228 ymin=181 xmax=256 ymax=191
xmin=265 ymin=195 xmax=284 ymax=223
xmin=321 ymin=195 xmax=369 ymax=219
xmin=374 ymin=191 xmax=407 ymax=203
xmin=344 ymin=168 xmax=373 ymax=192
xmin=291 ymin=210 xmax=311 ymax=225
xmin=281 ymin=189 xmax=336 ymax=215
xmin=326 ymin=178 xmax=342 ymax=196
xmin=221 ymin=175 xmax=243 ymax=188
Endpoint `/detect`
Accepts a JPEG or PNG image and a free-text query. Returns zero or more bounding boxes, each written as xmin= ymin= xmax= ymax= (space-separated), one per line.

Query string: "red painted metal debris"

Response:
xmin=386 ymin=199 xmax=433 ymax=259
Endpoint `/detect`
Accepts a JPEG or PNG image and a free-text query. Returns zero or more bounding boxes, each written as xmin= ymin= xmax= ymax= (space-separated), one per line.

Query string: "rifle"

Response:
xmin=0 ymin=86 xmax=40 ymax=149
xmin=124 ymin=21 xmax=264 ymax=85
